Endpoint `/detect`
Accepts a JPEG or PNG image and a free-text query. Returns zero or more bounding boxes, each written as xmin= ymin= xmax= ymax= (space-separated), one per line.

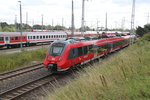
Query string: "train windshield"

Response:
xmin=49 ymin=43 xmax=65 ymax=56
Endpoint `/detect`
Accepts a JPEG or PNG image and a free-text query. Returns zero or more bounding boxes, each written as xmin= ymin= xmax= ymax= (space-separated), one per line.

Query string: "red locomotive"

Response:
xmin=43 ymin=35 xmax=132 ymax=72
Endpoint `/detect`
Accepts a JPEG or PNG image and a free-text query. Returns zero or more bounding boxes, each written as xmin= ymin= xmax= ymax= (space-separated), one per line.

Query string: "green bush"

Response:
xmin=141 ymin=32 xmax=150 ymax=41
xmin=0 ymin=48 xmax=47 ymax=72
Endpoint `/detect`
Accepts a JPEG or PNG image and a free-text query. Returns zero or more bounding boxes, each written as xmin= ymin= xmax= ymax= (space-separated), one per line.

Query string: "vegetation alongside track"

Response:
xmin=44 ymin=40 xmax=150 ymax=100
xmin=0 ymin=48 xmax=47 ymax=72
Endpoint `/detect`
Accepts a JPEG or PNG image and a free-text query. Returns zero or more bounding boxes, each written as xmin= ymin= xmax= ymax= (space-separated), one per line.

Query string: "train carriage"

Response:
xmin=43 ymin=35 xmax=131 ymax=72
xmin=26 ymin=32 xmax=67 ymax=45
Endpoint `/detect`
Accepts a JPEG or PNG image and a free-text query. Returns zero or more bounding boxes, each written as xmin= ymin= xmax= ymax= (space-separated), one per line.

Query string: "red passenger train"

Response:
xmin=43 ymin=35 xmax=133 ymax=72
xmin=0 ymin=31 xmax=130 ymax=48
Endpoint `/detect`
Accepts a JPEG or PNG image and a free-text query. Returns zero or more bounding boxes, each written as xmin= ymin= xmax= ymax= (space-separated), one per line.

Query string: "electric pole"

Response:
xmin=97 ymin=19 xmax=100 ymax=32
xmin=71 ymin=0 xmax=75 ymax=37
xmin=81 ymin=0 xmax=85 ymax=36
xmin=26 ymin=12 xmax=28 ymax=31
xmin=105 ymin=12 xmax=108 ymax=33
xmin=41 ymin=14 xmax=43 ymax=31
xmin=131 ymin=0 xmax=135 ymax=34
xmin=130 ymin=0 xmax=135 ymax=44
xmin=147 ymin=12 xmax=149 ymax=24
xmin=121 ymin=17 xmax=125 ymax=33
xmin=62 ymin=18 xmax=64 ymax=27
xmin=18 ymin=1 xmax=23 ymax=50
xmin=15 ymin=15 xmax=17 ymax=32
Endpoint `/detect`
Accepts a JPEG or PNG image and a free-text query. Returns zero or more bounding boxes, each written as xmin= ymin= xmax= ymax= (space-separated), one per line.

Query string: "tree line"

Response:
xmin=136 ymin=24 xmax=150 ymax=37
xmin=0 ymin=22 xmax=68 ymax=32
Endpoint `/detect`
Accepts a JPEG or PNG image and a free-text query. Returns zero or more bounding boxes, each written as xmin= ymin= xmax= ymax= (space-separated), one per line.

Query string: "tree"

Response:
xmin=33 ymin=24 xmax=42 ymax=29
xmin=144 ymin=24 xmax=150 ymax=33
xmin=136 ymin=26 xmax=145 ymax=37
xmin=0 ymin=22 xmax=9 ymax=29
xmin=53 ymin=25 xmax=66 ymax=30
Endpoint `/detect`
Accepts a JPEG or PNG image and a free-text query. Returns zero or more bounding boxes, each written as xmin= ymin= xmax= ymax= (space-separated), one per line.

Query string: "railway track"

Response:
xmin=0 ymin=63 xmax=44 ymax=81
xmin=0 ymin=74 xmax=59 ymax=100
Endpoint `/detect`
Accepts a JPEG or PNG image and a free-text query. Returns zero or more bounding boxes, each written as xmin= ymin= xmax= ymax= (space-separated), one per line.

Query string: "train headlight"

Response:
xmin=58 ymin=56 xmax=62 ymax=61
xmin=47 ymin=56 xmax=50 ymax=60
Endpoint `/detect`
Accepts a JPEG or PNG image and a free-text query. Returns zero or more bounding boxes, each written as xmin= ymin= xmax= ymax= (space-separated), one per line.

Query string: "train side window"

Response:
xmin=46 ymin=35 xmax=48 ymax=38
xmin=0 ymin=37 xmax=3 ymax=41
xmin=68 ymin=48 xmax=74 ymax=59
xmin=87 ymin=45 xmax=93 ymax=53
xmin=68 ymin=48 xmax=78 ymax=59
xmin=33 ymin=36 xmax=35 ymax=39
xmin=78 ymin=47 xmax=83 ymax=56
xmin=49 ymin=35 xmax=50 ymax=38
xmin=83 ymin=46 xmax=88 ymax=55
xmin=10 ymin=37 xmax=14 ymax=40
xmin=15 ymin=37 xmax=19 ymax=40
xmin=40 ymin=36 xmax=42 ymax=39
xmin=37 ymin=36 xmax=39 ymax=39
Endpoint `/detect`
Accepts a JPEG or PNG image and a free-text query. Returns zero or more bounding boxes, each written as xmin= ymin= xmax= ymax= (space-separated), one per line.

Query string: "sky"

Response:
xmin=0 ymin=0 xmax=150 ymax=29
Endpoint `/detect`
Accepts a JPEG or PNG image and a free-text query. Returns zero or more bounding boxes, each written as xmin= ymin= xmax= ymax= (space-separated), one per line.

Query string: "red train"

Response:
xmin=0 ymin=31 xmax=130 ymax=48
xmin=43 ymin=34 xmax=135 ymax=72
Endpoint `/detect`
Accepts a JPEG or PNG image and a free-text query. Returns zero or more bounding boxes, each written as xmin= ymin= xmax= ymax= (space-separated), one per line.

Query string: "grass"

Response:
xmin=0 ymin=48 xmax=47 ymax=72
xmin=44 ymin=41 xmax=150 ymax=100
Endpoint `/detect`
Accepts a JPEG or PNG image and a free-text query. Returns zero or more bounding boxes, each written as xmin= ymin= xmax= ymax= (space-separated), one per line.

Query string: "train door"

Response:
xmin=4 ymin=37 xmax=10 ymax=44
xmin=68 ymin=48 xmax=78 ymax=66
xmin=92 ymin=45 xmax=98 ymax=59
xmin=109 ymin=42 xmax=113 ymax=52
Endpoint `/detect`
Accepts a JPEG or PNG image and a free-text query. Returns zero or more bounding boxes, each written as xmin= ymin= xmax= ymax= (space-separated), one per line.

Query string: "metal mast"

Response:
xmin=147 ymin=12 xmax=149 ymax=24
xmin=105 ymin=12 xmax=108 ymax=33
xmin=18 ymin=1 xmax=23 ymax=50
xmin=26 ymin=12 xmax=28 ymax=31
xmin=81 ymin=0 xmax=85 ymax=36
xmin=71 ymin=0 xmax=75 ymax=37
xmin=41 ymin=14 xmax=43 ymax=31
xmin=131 ymin=0 xmax=135 ymax=34
xmin=130 ymin=0 xmax=135 ymax=44
xmin=15 ymin=15 xmax=17 ymax=32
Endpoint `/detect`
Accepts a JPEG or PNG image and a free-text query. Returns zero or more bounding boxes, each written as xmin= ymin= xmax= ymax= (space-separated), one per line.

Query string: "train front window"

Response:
xmin=49 ymin=43 xmax=65 ymax=56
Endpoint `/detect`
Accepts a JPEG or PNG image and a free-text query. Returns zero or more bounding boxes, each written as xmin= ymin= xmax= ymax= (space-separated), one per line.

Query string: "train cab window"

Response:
xmin=0 ymin=37 xmax=4 ymax=41
xmin=49 ymin=43 xmax=65 ymax=56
